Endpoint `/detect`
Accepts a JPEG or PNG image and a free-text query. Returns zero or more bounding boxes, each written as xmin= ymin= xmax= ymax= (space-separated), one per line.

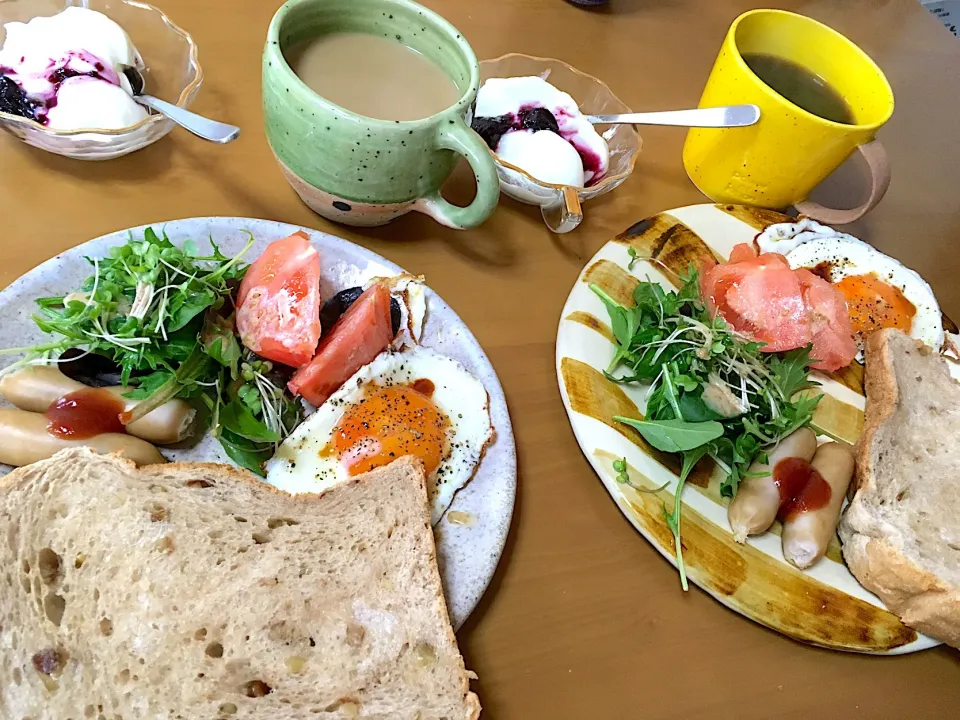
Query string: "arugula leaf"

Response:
xmin=768 ymin=345 xmax=821 ymax=399
xmin=634 ymin=282 xmax=678 ymax=320
xmin=663 ymin=445 xmax=708 ymax=591
xmin=676 ymin=392 xmax=725 ymax=422
xmin=626 ymin=246 xmax=639 ymax=271
xmin=166 ymin=287 xmax=217 ymax=332
xmin=614 ymin=416 xmax=724 ymax=452
xmin=201 ymin=304 xmax=241 ymax=375
xmin=123 ymin=370 xmax=173 ymax=399
xmin=220 ymin=398 xmax=281 ymax=443
xmin=659 ymin=364 xmax=684 ymax=420
xmin=589 ymin=283 xmax=637 ymax=372
xmin=218 ymin=428 xmax=274 ymax=477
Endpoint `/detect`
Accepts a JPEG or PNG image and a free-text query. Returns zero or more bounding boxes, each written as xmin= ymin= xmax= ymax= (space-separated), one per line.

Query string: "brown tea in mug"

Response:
xmin=742 ymin=53 xmax=856 ymax=125
xmin=285 ymin=32 xmax=460 ymax=121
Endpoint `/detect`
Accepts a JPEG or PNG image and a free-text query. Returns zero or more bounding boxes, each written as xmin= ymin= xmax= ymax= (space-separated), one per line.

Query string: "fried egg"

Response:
xmin=785 ymin=237 xmax=944 ymax=352
xmin=266 ymin=346 xmax=493 ymax=524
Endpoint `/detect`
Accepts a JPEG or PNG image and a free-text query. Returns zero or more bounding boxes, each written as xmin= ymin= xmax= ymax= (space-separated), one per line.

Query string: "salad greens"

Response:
xmin=1 ymin=228 xmax=303 ymax=476
xmin=592 ymin=270 xmax=822 ymax=590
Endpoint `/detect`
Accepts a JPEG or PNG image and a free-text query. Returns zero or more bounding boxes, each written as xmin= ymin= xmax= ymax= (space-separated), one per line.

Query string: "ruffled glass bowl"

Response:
xmin=0 ymin=0 xmax=201 ymax=160
xmin=478 ymin=54 xmax=641 ymax=233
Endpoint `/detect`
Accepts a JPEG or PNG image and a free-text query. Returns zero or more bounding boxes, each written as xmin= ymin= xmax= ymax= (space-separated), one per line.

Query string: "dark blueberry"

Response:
xmin=0 ymin=75 xmax=35 ymax=120
xmin=320 ymin=287 xmax=402 ymax=337
xmin=470 ymin=113 xmax=514 ymax=149
xmin=389 ymin=296 xmax=401 ymax=336
xmin=518 ymin=107 xmax=560 ymax=134
xmin=320 ymin=286 xmax=364 ymax=331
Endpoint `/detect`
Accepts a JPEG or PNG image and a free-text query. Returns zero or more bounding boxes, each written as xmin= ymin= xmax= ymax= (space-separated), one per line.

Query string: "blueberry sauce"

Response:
xmin=568 ymin=139 xmax=604 ymax=183
xmin=0 ymin=50 xmax=119 ymax=126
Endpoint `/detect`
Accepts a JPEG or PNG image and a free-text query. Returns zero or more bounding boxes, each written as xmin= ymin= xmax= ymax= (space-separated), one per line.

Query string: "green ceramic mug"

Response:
xmin=263 ymin=0 xmax=499 ymax=229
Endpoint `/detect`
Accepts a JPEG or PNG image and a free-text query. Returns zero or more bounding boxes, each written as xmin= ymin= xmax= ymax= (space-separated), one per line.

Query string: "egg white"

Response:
xmin=755 ymin=218 xmax=861 ymax=255
xmin=266 ymin=345 xmax=493 ymax=525
xmin=786 ymin=237 xmax=944 ymax=351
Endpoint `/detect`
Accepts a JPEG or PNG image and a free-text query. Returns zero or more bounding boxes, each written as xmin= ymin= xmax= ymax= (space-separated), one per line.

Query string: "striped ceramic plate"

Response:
xmin=556 ymin=203 xmax=950 ymax=654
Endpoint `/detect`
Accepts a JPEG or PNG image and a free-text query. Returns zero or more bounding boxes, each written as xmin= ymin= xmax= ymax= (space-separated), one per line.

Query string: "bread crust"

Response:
xmin=839 ymin=329 xmax=960 ymax=648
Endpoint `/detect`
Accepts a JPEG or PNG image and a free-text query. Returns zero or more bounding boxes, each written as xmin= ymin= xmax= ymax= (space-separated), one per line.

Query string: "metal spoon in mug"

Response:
xmin=123 ymin=67 xmax=240 ymax=144
xmin=586 ymin=104 xmax=761 ymax=128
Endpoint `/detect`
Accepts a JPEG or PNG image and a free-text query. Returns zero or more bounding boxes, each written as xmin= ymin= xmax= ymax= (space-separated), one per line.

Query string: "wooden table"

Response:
xmin=2 ymin=0 xmax=959 ymax=716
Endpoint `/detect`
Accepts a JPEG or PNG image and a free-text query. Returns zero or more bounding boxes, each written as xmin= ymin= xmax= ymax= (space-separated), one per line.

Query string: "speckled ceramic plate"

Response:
xmin=556 ymin=203 xmax=955 ymax=654
xmin=0 ymin=217 xmax=516 ymax=629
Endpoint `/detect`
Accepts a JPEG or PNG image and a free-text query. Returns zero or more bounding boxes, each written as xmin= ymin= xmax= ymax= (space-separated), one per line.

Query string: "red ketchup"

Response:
xmin=45 ymin=388 xmax=125 ymax=439
xmin=773 ymin=457 xmax=832 ymax=521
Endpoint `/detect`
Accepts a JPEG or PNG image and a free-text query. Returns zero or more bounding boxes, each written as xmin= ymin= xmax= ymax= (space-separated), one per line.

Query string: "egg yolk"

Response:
xmin=834 ymin=273 xmax=915 ymax=336
xmin=330 ymin=385 xmax=449 ymax=477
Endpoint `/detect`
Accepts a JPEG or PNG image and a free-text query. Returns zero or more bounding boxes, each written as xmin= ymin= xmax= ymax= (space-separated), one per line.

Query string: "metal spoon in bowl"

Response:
xmin=586 ymin=104 xmax=760 ymax=128
xmin=123 ymin=68 xmax=240 ymax=144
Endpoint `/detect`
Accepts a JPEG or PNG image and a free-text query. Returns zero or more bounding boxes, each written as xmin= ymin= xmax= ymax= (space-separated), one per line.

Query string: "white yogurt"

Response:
xmin=0 ymin=7 xmax=147 ymax=130
xmin=497 ymin=129 xmax=586 ymax=186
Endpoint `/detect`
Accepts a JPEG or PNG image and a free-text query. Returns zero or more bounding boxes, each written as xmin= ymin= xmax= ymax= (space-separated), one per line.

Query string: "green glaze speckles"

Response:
xmin=262 ymin=0 xmax=499 ymax=229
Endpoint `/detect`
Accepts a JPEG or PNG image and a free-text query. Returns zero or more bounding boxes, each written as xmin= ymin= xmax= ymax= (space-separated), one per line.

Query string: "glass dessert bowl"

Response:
xmin=477 ymin=54 xmax=641 ymax=233
xmin=0 ymin=0 xmax=201 ymax=160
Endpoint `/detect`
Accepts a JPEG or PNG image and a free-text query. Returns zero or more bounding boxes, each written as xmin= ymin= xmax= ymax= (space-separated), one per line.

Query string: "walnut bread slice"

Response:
xmin=0 ymin=449 xmax=480 ymax=719
xmin=839 ymin=329 xmax=960 ymax=648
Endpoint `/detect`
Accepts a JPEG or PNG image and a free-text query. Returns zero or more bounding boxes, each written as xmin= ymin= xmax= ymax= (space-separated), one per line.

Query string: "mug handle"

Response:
xmin=415 ymin=118 xmax=500 ymax=230
xmin=794 ymin=140 xmax=890 ymax=225
xmin=541 ymin=186 xmax=583 ymax=234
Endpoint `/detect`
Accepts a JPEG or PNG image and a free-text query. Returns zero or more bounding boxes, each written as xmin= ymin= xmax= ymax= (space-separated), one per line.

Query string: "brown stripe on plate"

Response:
xmin=805 ymin=391 xmax=864 ymax=446
xmin=613 ymin=213 xmax=720 ymax=286
xmin=581 ymin=258 xmax=639 ymax=307
xmin=593 ymin=450 xmax=916 ymax=652
xmin=560 ymin=357 xmax=712 ymax=487
xmin=565 ymin=311 xmax=615 ymax=344
xmin=823 ymin=362 xmax=865 ymax=395
xmin=715 ymin=204 xmax=793 ymax=231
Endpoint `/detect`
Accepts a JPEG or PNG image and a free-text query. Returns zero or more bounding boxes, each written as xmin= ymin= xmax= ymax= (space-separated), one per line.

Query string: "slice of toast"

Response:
xmin=0 ymin=449 xmax=480 ymax=719
xmin=839 ymin=329 xmax=960 ymax=648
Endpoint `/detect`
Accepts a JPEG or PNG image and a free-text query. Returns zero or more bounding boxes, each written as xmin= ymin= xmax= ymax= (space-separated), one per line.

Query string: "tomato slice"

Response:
xmin=703 ymin=248 xmax=811 ymax=351
xmin=701 ymin=244 xmax=857 ymax=370
xmin=728 ymin=242 xmax=759 ymax=264
xmin=236 ymin=231 xmax=321 ymax=368
xmin=797 ymin=269 xmax=858 ymax=371
xmin=288 ymin=282 xmax=394 ymax=406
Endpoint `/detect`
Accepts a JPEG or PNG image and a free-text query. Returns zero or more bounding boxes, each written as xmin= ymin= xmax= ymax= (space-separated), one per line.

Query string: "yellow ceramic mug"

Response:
xmin=683 ymin=10 xmax=894 ymax=224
